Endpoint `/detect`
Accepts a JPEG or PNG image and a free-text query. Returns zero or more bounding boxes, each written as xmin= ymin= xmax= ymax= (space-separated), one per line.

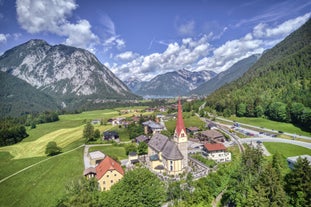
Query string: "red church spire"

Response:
xmin=175 ymin=97 xmax=186 ymax=137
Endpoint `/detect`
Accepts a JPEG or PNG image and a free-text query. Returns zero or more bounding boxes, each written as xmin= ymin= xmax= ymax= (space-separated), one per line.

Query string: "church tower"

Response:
xmin=173 ymin=98 xmax=188 ymax=169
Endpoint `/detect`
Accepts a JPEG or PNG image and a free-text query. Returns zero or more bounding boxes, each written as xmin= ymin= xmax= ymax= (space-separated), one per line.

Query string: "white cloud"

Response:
xmin=110 ymin=13 xmax=310 ymax=81
xmin=253 ymin=12 xmax=311 ymax=38
xmin=177 ymin=20 xmax=195 ymax=36
xmin=16 ymin=0 xmax=99 ymax=51
xmin=115 ymin=51 xmax=138 ymax=61
xmin=103 ymin=36 xmax=126 ymax=51
xmin=0 ymin=33 xmax=7 ymax=43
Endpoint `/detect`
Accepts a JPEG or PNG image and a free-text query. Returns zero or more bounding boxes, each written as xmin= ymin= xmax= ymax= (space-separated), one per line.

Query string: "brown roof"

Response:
xmin=95 ymin=156 xmax=124 ymax=180
xmin=201 ymin=130 xmax=224 ymax=139
xmin=187 ymin=127 xmax=199 ymax=131
xmin=204 ymin=143 xmax=227 ymax=151
xmin=83 ymin=167 xmax=96 ymax=176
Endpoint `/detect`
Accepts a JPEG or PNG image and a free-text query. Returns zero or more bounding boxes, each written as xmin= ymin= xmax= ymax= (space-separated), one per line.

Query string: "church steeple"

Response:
xmin=175 ymin=98 xmax=186 ymax=138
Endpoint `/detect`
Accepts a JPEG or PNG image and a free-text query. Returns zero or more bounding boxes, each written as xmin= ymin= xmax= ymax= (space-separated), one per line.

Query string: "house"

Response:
xmin=199 ymin=130 xmax=225 ymax=142
xmin=83 ymin=167 xmax=96 ymax=179
xmin=128 ymin=151 xmax=139 ymax=164
xmin=142 ymin=120 xmax=164 ymax=134
xmin=186 ymin=127 xmax=200 ymax=134
xmin=89 ymin=151 xmax=106 ymax=166
xmin=95 ymin=156 xmax=124 ymax=191
xmin=203 ymin=143 xmax=231 ymax=163
xmin=135 ymin=135 xmax=150 ymax=144
xmin=147 ymin=99 xmax=188 ymax=176
xmin=103 ymin=131 xmax=119 ymax=141
xmin=111 ymin=117 xmax=125 ymax=126
xmin=287 ymin=155 xmax=311 ymax=169
xmin=91 ymin=120 xmax=101 ymax=125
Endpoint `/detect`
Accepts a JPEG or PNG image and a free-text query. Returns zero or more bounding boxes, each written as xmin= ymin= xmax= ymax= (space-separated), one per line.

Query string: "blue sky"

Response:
xmin=0 ymin=0 xmax=310 ymax=81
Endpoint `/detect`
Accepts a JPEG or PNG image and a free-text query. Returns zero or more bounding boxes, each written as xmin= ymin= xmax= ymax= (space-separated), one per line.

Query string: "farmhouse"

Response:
xmin=203 ymin=143 xmax=231 ymax=163
xmin=89 ymin=150 xmax=105 ymax=166
xmin=103 ymin=131 xmax=119 ymax=141
xmin=142 ymin=120 xmax=165 ymax=134
xmin=199 ymin=130 xmax=225 ymax=142
xmin=147 ymin=99 xmax=188 ymax=175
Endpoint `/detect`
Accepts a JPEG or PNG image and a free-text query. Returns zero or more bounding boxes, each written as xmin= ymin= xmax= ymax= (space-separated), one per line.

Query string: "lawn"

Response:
xmin=165 ymin=113 xmax=205 ymax=132
xmin=226 ymin=116 xmax=311 ymax=136
xmin=0 ymin=147 xmax=84 ymax=207
xmin=263 ymin=142 xmax=311 ymax=157
xmin=0 ymin=126 xmax=84 ymax=159
xmin=89 ymin=145 xmax=127 ymax=160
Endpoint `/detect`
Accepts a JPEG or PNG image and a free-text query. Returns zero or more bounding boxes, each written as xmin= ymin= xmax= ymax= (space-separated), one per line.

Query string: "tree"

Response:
xmin=125 ymin=144 xmax=137 ymax=155
xmin=83 ymin=122 xmax=94 ymax=142
xmin=237 ymin=103 xmax=247 ymax=117
xmin=267 ymin=102 xmax=288 ymax=122
xmin=45 ymin=141 xmax=62 ymax=156
xmin=285 ymin=157 xmax=311 ymax=207
xmin=57 ymin=177 xmax=100 ymax=206
xmin=100 ymin=168 xmax=166 ymax=207
xmin=137 ymin=141 xmax=148 ymax=155
xmin=94 ymin=129 xmax=101 ymax=140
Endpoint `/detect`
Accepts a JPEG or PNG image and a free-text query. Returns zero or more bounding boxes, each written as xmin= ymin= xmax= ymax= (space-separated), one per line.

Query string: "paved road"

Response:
xmin=240 ymin=138 xmax=311 ymax=149
xmin=216 ymin=117 xmax=311 ymax=140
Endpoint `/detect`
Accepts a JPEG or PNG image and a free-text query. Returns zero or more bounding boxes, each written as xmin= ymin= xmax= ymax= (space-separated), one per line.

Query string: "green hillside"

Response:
xmin=0 ymin=71 xmax=59 ymax=117
xmin=189 ymin=54 xmax=260 ymax=96
xmin=205 ymin=19 xmax=311 ymax=130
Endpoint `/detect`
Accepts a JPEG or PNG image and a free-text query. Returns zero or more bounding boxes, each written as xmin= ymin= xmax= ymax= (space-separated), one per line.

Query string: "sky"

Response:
xmin=0 ymin=0 xmax=310 ymax=81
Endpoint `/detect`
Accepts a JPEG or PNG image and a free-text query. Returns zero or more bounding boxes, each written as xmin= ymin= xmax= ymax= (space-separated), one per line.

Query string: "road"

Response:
xmin=240 ymin=138 xmax=311 ymax=149
xmin=216 ymin=116 xmax=311 ymax=140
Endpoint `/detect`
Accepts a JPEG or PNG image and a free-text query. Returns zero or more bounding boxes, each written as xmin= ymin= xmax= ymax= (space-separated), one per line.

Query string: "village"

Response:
xmin=83 ymin=99 xmax=232 ymax=191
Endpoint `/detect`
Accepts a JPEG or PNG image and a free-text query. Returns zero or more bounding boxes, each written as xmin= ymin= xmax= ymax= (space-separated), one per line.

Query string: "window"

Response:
xmin=107 ymin=175 xmax=109 ymax=178
xmin=114 ymin=174 xmax=117 ymax=176
xmin=111 ymin=180 xmax=113 ymax=183
xmin=103 ymin=181 xmax=106 ymax=185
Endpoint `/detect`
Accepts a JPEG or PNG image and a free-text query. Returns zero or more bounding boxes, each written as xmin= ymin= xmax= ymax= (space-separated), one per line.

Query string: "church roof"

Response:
xmin=162 ymin=140 xmax=183 ymax=160
xmin=95 ymin=156 xmax=124 ymax=180
xmin=175 ymin=98 xmax=186 ymax=137
xmin=148 ymin=133 xmax=168 ymax=152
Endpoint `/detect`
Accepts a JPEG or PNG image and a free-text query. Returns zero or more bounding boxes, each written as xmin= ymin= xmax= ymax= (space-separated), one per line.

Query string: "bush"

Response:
xmin=45 ymin=141 xmax=62 ymax=156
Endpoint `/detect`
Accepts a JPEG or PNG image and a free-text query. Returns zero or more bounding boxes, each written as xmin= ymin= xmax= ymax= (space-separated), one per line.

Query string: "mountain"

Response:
xmin=135 ymin=69 xmax=216 ymax=97
xmin=123 ymin=77 xmax=147 ymax=93
xmin=0 ymin=71 xmax=59 ymax=117
xmin=189 ymin=54 xmax=260 ymax=96
xmin=0 ymin=39 xmax=140 ymax=111
xmin=205 ymin=19 xmax=311 ymax=119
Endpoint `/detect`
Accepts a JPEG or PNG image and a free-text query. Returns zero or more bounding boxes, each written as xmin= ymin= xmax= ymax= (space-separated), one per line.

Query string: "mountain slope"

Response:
xmin=135 ymin=69 xmax=216 ymax=97
xmin=189 ymin=54 xmax=260 ymax=96
xmin=205 ymin=19 xmax=311 ymax=112
xmin=0 ymin=71 xmax=58 ymax=117
xmin=0 ymin=39 xmax=140 ymax=106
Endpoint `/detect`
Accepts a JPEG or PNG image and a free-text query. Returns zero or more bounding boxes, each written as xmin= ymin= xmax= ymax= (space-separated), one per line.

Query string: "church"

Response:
xmin=147 ymin=99 xmax=188 ymax=175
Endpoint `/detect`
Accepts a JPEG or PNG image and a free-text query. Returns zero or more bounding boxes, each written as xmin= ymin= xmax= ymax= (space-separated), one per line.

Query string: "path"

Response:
xmin=0 ymin=144 xmax=84 ymax=184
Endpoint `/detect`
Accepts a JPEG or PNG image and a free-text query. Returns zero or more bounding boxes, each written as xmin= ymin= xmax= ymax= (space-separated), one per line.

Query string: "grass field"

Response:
xmin=0 ymin=147 xmax=84 ymax=207
xmin=226 ymin=116 xmax=311 ymax=136
xmin=263 ymin=142 xmax=311 ymax=157
xmin=165 ymin=112 xmax=205 ymax=132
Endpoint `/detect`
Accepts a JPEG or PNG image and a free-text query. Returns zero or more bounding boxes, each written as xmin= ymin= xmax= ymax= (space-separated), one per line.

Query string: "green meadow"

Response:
xmin=0 ymin=108 xmax=144 ymax=206
xmin=225 ymin=116 xmax=311 ymax=137
xmin=263 ymin=142 xmax=311 ymax=157
xmin=0 ymin=107 xmax=310 ymax=206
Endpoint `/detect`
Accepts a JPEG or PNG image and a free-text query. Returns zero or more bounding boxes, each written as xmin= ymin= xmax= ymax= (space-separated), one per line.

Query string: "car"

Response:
xmin=256 ymin=140 xmax=262 ymax=144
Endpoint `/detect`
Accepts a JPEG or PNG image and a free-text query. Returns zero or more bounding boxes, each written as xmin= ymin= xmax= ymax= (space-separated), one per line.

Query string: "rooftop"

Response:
xmin=95 ymin=156 xmax=124 ymax=180
xmin=204 ymin=143 xmax=227 ymax=151
xmin=89 ymin=151 xmax=105 ymax=160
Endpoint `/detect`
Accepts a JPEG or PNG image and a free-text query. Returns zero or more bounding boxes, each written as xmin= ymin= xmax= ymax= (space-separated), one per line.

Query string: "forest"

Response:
xmin=204 ymin=19 xmax=311 ymax=131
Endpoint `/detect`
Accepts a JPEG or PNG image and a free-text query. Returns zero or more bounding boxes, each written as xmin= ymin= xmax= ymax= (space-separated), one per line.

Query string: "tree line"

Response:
xmin=0 ymin=111 xmax=59 ymax=146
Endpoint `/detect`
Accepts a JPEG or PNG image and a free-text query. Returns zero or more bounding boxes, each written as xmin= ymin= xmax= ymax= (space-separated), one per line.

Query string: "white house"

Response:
xmin=203 ymin=143 xmax=231 ymax=162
